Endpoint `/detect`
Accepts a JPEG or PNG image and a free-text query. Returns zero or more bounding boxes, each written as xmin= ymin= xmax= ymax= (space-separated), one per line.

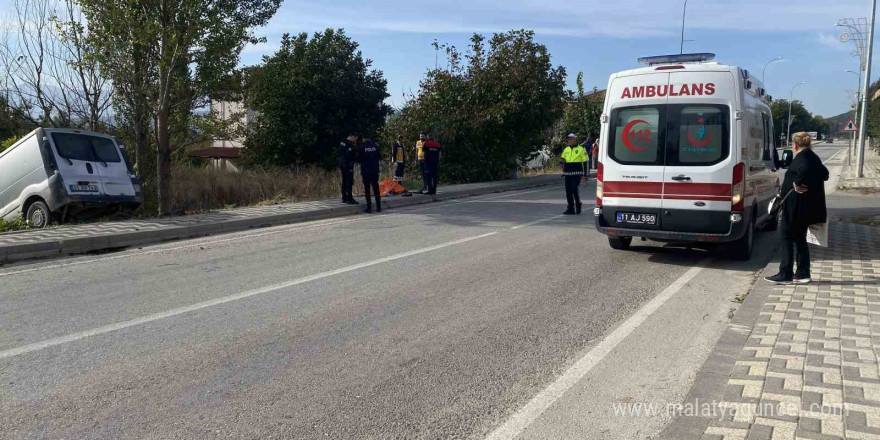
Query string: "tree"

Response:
xmin=79 ymin=0 xmax=283 ymax=215
xmin=385 ymin=30 xmax=566 ymax=182
xmin=244 ymin=29 xmax=390 ymax=167
xmin=555 ymin=72 xmax=602 ymax=153
xmin=0 ymin=0 xmax=112 ymax=130
xmin=770 ymin=99 xmax=813 ymax=146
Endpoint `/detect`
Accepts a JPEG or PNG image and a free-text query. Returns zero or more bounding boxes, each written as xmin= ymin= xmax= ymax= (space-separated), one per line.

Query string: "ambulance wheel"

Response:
xmin=608 ymin=236 xmax=632 ymax=250
xmin=730 ymin=215 xmax=755 ymax=260
xmin=25 ymin=200 xmax=52 ymax=228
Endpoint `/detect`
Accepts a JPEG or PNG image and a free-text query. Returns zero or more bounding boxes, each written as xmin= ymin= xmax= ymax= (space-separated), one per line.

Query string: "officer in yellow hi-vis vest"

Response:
xmin=561 ymin=133 xmax=588 ymax=215
xmin=416 ymin=132 xmax=427 ymax=193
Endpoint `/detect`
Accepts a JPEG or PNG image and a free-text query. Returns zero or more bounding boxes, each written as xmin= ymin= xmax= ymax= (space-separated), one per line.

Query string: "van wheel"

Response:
xmin=608 ymin=236 xmax=633 ymax=250
xmin=26 ymin=200 xmax=52 ymax=229
xmin=730 ymin=215 xmax=755 ymax=260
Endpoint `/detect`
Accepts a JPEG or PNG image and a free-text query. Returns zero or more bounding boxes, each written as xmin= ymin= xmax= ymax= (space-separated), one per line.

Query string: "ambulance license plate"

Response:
xmin=617 ymin=212 xmax=657 ymax=225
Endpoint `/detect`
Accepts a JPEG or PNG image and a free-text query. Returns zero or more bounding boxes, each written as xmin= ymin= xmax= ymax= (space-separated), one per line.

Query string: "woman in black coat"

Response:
xmin=765 ymin=132 xmax=829 ymax=285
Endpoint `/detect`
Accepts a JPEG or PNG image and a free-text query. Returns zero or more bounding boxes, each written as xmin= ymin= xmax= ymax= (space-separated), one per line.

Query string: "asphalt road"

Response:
xmin=0 ymin=144 xmax=846 ymax=439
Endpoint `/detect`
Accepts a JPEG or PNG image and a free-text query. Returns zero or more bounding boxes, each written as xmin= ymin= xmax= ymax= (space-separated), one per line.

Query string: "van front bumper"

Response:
xmin=594 ymin=206 xmax=751 ymax=243
xmin=66 ymin=194 xmax=143 ymax=207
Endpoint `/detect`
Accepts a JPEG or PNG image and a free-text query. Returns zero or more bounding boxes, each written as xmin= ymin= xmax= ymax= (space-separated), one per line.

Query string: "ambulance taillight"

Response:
xmin=596 ymin=162 xmax=604 ymax=207
xmin=731 ymin=162 xmax=745 ymax=211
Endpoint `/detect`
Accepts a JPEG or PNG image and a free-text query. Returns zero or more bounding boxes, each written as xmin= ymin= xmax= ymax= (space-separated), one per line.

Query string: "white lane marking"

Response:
xmin=0 ymin=232 xmax=500 ymax=360
xmin=510 ymin=215 xmax=566 ymax=230
xmin=484 ymin=263 xmax=707 ymax=440
xmin=0 ymin=186 xmax=560 ymax=278
xmin=825 ymin=148 xmax=844 ymax=162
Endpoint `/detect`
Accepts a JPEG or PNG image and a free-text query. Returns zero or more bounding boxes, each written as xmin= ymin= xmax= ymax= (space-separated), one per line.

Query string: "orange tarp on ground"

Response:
xmin=379 ymin=178 xmax=408 ymax=196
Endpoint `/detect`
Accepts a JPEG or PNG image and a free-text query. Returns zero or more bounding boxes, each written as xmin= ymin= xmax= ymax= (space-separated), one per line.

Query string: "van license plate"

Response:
xmin=69 ymin=184 xmax=98 ymax=192
xmin=617 ymin=212 xmax=657 ymax=225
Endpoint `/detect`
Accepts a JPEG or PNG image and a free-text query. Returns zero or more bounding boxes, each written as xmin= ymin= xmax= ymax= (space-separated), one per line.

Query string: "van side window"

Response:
xmin=666 ymin=105 xmax=730 ymax=166
xmin=761 ymin=113 xmax=773 ymax=161
xmin=608 ymin=106 xmax=664 ymax=166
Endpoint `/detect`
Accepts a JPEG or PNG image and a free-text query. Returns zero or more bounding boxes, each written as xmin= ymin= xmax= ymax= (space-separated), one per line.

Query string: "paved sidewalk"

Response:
xmin=0 ymin=175 xmax=560 ymax=264
xmin=663 ymin=221 xmax=880 ymax=440
xmin=839 ymin=149 xmax=880 ymax=192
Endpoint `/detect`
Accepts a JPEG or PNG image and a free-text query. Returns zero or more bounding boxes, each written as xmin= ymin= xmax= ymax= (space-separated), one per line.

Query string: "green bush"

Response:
xmin=0 ymin=216 xmax=27 ymax=233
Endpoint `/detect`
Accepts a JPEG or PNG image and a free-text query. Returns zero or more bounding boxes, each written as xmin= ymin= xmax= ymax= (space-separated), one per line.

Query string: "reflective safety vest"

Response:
xmin=416 ymin=140 xmax=425 ymax=160
xmin=562 ymin=145 xmax=587 ymax=163
xmin=561 ymin=145 xmax=587 ymax=176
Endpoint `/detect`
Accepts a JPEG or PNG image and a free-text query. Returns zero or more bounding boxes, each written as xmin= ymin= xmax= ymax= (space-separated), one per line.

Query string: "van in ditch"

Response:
xmin=594 ymin=53 xmax=781 ymax=259
xmin=0 ymin=128 xmax=142 ymax=228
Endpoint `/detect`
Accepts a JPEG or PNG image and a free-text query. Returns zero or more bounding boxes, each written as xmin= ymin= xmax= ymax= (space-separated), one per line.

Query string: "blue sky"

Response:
xmin=0 ymin=0 xmax=874 ymax=118
xmin=239 ymin=0 xmax=880 ymax=118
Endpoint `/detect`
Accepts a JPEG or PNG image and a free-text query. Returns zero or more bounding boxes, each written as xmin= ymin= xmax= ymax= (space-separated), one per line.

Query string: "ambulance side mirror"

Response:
xmin=779 ymin=150 xmax=794 ymax=169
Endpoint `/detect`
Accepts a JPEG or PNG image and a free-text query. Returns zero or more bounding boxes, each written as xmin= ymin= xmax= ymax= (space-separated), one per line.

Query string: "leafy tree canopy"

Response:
xmin=244 ymin=29 xmax=390 ymax=168
xmin=384 ymin=30 xmax=566 ymax=182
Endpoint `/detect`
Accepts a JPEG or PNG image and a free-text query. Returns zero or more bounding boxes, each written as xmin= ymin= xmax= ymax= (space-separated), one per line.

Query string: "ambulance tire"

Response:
xmin=730 ymin=214 xmax=755 ymax=261
xmin=608 ymin=236 xmax=632 ymax=250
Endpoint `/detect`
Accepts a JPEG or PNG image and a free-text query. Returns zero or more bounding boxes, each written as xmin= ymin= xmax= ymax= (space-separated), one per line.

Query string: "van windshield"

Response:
xmin=609 ymin=104 xmax=730 ymax=167
xmin=52 ymin=133 xmax=121 ymax=163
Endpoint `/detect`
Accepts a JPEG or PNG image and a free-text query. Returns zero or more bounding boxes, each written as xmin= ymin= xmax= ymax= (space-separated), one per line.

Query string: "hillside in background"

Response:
xmin=826 ymin=109 xmax=857 ymax=135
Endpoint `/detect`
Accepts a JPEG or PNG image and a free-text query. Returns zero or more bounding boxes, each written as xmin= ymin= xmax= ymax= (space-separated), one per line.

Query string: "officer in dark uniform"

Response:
xmin=422 ymin=132 xmax=442 ymax=195
xmin=338 ymin=133 xmax=358 ymax=204
xmin=358 ymin=135 xmax=382 ymax=213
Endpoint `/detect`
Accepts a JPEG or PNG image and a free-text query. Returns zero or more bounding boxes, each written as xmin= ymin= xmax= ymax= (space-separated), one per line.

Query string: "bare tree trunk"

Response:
xmin=156 ymin=106 xmax=172 ymax=216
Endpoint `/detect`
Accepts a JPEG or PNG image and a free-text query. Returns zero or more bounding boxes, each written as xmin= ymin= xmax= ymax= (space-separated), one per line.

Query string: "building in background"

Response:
xmin=188 ymin=100 xmax=257 ymax=171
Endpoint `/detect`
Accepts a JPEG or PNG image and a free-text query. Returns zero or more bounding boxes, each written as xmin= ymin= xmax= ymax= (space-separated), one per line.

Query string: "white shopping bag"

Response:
xmin=806 ymin=223 xmax=828 ymax=247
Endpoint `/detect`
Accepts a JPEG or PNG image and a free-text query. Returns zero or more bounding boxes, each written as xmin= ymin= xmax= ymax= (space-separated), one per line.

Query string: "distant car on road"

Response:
xmin=826 ymin=137 xmax=833 ymax=143
xmin=594 ymin=53 xmax=781 ymax=260
xmin=0 ymin=128 xmax=142 ymax=228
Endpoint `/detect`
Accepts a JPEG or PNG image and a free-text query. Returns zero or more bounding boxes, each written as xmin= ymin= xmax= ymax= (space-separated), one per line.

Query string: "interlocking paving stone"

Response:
xmin=839 ymin=149 xmax=880 ymax=191
xmin=668 ymin=221 xmax=880 ymax=439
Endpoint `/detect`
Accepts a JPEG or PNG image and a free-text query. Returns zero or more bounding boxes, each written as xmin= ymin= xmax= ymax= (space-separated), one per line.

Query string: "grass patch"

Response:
xmin=0 ymin=217 xmax=27 ymax=233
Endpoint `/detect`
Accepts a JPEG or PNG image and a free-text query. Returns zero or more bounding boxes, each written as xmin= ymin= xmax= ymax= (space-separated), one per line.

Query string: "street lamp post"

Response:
xmin=762 ymin=56 xmax=783 ymax=85
xmin=846 ymin=70 xmax=862 ymax=165
xmin=787 ymin=82 xmax=807 ymax=144
xmin=856 ymin=0 xmax=878 ymax=179
xmin=680 ymin=0 xmax=688 ymax=54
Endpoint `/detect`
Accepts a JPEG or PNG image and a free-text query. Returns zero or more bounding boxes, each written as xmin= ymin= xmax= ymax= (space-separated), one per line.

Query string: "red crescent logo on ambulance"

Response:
xmin=622 ymin=119 xmax=649 ymax=152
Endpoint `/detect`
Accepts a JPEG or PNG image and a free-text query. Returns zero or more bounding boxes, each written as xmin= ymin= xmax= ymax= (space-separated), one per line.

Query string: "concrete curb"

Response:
xmin=660 ymin=262 xmax=778 ymax=439
xmin=0 ymin=176 xmax=560 ymax=265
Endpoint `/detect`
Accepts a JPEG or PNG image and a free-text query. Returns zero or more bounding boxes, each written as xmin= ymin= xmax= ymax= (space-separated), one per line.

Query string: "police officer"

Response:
xmin=358 ymin=135 xmax=382 ymax=213
xmin=561 ymin=133 xmax=587 ymax=215
xmin=422 ymin=132 xmax=442 ymax=195
xmin=338 ymin=133 xmax=358 ymax=204
xmin=392 ymin=135 xmax=405 ymax=182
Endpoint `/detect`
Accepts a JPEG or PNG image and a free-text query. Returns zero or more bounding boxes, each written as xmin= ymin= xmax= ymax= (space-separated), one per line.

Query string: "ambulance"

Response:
xmin=594 ymin=53 xmax=781 ymax=259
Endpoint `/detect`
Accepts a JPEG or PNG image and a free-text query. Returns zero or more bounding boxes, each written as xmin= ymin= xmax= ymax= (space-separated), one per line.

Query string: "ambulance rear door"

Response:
xmin=660 ymin=70 xmax=737 ymax=233
xmin=601 ymin=71 xmax=671 ymax=231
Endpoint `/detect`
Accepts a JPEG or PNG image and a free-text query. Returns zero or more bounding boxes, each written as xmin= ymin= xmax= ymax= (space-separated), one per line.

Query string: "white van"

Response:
xmin=594 ymin=53 xmax=780 ymax=259
xmin=0 ymin=128 xmax=143 ymax=228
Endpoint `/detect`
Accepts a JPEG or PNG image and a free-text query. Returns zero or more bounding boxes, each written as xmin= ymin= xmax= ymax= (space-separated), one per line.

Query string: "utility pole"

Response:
xmin=857 ymin=0 xmax=877 ymax=178
xmin=680 ymin=0 xmax=688 ymax=54
xmin=846 ymin=70 xmax=862 ymax=165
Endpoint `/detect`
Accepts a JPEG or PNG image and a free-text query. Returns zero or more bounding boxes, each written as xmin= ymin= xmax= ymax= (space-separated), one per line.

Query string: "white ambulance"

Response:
xmin=594 ymin=53 xmax=781 ymax=259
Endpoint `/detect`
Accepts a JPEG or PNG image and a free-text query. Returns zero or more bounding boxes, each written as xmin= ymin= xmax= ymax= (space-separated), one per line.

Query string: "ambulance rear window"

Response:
xmin=667 ymin=105 xmax=729 ymax=166
xmin=609 ymin=106 xmax=664 ymax=166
